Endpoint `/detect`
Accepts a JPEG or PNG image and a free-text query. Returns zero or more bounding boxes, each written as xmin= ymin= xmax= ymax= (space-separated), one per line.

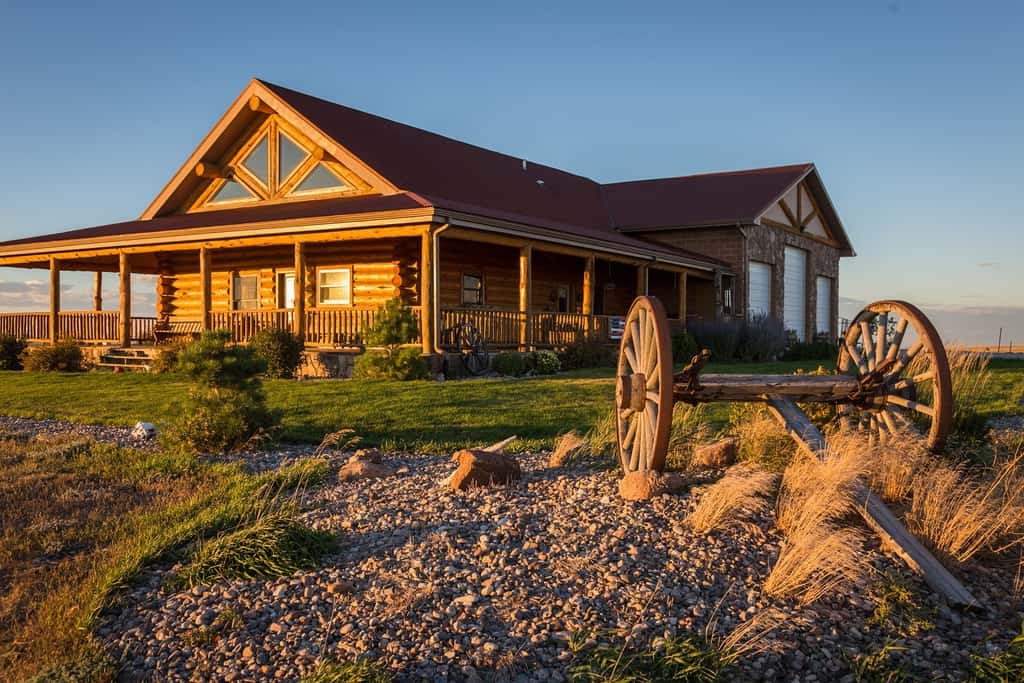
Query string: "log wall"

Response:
xmin=157 ymin=238 xmax=420 ymax=321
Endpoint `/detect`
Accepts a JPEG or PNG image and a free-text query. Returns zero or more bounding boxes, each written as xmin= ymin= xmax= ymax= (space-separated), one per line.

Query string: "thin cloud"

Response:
xmin=977 ymin=262 xmax=1000 ymax=269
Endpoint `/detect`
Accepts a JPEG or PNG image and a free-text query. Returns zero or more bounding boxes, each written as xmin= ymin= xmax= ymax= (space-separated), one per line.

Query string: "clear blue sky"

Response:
xmin=1 ymin=1 xmax=1021 ymax=346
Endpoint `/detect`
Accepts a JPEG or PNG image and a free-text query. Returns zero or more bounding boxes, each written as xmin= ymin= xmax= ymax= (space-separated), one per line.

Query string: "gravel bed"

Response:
xmin=95 ymin=451 xmax=1024 ymax=682
xmin=0 ymin=414 xmax=156 ymax=450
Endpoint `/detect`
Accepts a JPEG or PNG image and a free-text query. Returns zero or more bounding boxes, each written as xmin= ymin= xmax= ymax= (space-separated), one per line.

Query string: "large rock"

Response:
xmin=446 ymin=449 xmax=522 ymax=491
xmin=337 ymin=449 xmax=393 ymax=481
xmin=618 ymin=470 xmax=687 ymax=501
xmin=692 ymin=437 xmax=739 ymax=468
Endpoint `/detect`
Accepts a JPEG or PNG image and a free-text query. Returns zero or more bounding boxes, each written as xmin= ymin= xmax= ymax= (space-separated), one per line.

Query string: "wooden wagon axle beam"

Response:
xmin=674 ymin=373 xmax=861 ymax=404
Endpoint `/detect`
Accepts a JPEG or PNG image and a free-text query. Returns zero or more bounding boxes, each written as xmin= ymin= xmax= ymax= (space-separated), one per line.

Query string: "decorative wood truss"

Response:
xmin=187 ymin=111 xmax=373 ymax=212
xmin=759 ymin=179 xmax=838 ymax=246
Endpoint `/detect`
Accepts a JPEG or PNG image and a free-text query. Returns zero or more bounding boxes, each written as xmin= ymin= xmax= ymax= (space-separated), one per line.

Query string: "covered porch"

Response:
xmin=0 ymin=224 xmax=718 ymax=353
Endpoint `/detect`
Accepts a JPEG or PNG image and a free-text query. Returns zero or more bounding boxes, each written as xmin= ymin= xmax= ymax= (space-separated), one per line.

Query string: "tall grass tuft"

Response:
xmin=764 ymin=526 xmax=868 ymax=604
xmin=550 ymin=430 xmax=587 ymax=468
xmin=904 ymin=451 xmax=1024 ymax=563
xmin=666 ymin=403 xmax=712 ymax=471
xmin=685 ymin=465 xmax=777 ymax=533
xmin=175 ymin=510 xmax=335 ymax=588
xmin=766 ymin=438 xmax=869 ymax=604
xmin=907 ymin=346 xmax=992 ymax=439
xmin=301 ymin=658 xmax=393 ymax=683
xmin=174 ymin=474 xmax=336 ymax=588
xmin=728 ymin=404 xmax=796 ymax=472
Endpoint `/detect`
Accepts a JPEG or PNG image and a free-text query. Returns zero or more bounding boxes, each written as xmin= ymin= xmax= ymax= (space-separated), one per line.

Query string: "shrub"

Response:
xmin=782 ymin=339 xmax=839 ymax=361
xmin=492 ymin=351 xmax=526 ymax=377
xmin=356 ymin=298 xmax=424 ymax=380
xmin=672 ymin=329 xmax=698 ymax=364
xmin=163 ymin=331 xmax=277 ymax=453
xmin=150 ymin=337 xmax=191 ymax=374
xmin=175 ymin=510 xmax=335 ymax=588
xmin=250 ymin=328 xmax=304 ymax=379
xmin=531 ymin=349 xmax=560 ymax=375
xmin=21 ymin=341 xmax=85 ymax=372
xmin=689 ymin=318 xmax=743 ymax=362
xmin=557 ymin=334 xmax=615 ymax=370
xmin=738 ymin=315 xmax=787 ymax=362
xmin=352 ymin=347 xmax=428 ymax=380
xmin=971 ymin=622 xmax=1024 ymax=682
xmin=0 ymin=335 xmax=27 ymax=370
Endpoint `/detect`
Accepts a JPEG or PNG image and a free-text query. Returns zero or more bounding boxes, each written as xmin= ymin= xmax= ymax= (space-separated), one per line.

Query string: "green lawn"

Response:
xmin=1 ymin=358 xmax=1020 ymax=452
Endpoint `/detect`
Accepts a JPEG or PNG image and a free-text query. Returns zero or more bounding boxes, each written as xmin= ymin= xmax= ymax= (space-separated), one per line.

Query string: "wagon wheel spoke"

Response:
xmin=837 ymin=300 xmax=952 ymax=453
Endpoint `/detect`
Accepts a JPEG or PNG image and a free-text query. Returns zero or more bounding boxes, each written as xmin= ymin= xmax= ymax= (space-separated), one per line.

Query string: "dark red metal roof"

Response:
xmin=602 ymin=164 xmax=814 ymax=230
xmin=0 ymin=194 xmax=428 ymax=247
xmin=0 ymin=80 xmax=853 ymax=262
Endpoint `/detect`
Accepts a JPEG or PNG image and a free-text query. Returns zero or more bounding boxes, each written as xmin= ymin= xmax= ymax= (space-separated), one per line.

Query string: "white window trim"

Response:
xmin=317 ymin=267 xmax=352 ymax=306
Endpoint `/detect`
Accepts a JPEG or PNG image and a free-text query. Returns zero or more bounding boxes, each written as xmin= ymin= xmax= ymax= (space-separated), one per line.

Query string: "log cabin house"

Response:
xmin=0 ymin=79 xmax=854 ymax=372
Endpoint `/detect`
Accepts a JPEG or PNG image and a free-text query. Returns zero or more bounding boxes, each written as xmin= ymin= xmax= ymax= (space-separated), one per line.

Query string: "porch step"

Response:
xmin=96 ymin=347 xmax=158 ymax=372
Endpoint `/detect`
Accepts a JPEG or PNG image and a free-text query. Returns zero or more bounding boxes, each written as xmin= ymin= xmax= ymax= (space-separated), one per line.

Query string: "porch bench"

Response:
xmin=153 ymin=320 xmax=203 ymax=344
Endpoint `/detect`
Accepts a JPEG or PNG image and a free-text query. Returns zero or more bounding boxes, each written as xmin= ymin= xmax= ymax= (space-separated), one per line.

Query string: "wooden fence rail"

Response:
xmin=209 ymin=310 xmax=293 ymax=344
xmin=0 ymin=312 xmax=49 ymax=341
xmin=440 ymin=308 xmax=524 ymax=348
xmin=58 ymin=311 xmax=120 ymax=342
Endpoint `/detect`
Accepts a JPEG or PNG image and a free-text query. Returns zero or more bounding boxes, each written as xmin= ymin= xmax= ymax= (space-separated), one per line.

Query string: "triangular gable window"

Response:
xmin=292 ymin=162 xmax=350 ymax=195
xmin=209 ymin=178 xmax=258 ymax=205
xmin=240 ymin=133 xmax=269 ymax=188
xmin=195 ymin=115 xmax=366 ymax=211
xmin=278 ymin=131 xmax=309 ymax=186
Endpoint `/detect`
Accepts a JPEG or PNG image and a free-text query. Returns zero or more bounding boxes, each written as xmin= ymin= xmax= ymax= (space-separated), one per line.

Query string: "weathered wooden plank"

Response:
xmin=765 ymin=395 xmax=979 ymax=608
xmin=675 ymin=374 xmax=859 ymax=403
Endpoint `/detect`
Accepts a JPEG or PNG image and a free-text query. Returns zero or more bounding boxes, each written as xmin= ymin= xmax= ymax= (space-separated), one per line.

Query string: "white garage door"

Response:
xmin=784 ymin=246 xmax=807 ymax=341
xmin=816 ymin=276 xmax=832 ymax=337
xmin=748 ymin=261 xmax=771 ymax=319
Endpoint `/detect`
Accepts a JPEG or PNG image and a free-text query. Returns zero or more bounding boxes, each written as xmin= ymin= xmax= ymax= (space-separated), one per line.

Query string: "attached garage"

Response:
xmin=816 ymin=276 xmax=833 ymax=337
xmin=748 ymin=261 xmax=771 ymax=318
xmin=784 ymin=246 xmax=807 ymax=340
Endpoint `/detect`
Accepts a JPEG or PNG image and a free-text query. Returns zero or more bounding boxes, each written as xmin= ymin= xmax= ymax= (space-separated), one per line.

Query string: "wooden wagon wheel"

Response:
xmin=455 ymin=322 xmax=488 ymax=376
xmin=615 ymin=296 xmax=674 ymax=474
xmin=837 ymin=300 xmax=953 ymax=452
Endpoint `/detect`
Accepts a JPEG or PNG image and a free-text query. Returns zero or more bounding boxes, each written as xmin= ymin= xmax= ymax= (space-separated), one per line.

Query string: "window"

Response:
xmin=232 ymin=274 xmax=259 ymax=310
xmin=198 ymin=118 xmax=354 ymax=210
xmin=277 ymin=271 xmax=296 ymax=309
xmin=462 ymin=273 xmax=483 ymax=305
xmin=748 ymin=261 xmax=771 ymax=319
xmin=318 ymin=268 xmax=351 ymax=305
xmin=816 ymin=276 xmax=833 ymax=337
xmin=721 ymin=275 xmax=735 ymax=317
xmin=555 ymin=285 xmax=570 ymax=313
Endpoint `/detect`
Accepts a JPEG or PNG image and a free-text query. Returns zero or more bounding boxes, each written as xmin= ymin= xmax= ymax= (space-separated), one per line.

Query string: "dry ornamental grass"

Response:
xmin=685 ymin=464 xmax=777 ymax=533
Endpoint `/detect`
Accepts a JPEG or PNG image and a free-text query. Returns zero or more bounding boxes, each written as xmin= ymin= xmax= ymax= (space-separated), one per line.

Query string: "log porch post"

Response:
xmin=93 ymin=271 xmax=103 ymax=311
xmin=518 ymin=245 xmax=532 ymax=351
xmin=49 ymin=257 xmax=60 ymax=344
xmin=678 ymin=272 xmax=688 ymax=324
xmin=420 ymin=230 xmax=434 ymax=355
xmin=293 ymin=242 xmax=306 ymax=342
xmin=582 ymin=255 xmax=595 ymax=334
xmin=199 ymin=246 xmax=211 ymax=332
xmin=118 ymin=252 xmax=131 ymax=347
xmin=636 ymin=264 xmax=649 ymax=297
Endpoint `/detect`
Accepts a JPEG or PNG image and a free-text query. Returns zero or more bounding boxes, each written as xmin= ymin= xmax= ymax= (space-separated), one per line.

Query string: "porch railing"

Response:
xmin=58 ymin=311 xmax=120 ymax=342
xmin=304 ymin=307 xmax=423 ymax=347
xmin=0 ymin=312 xmax=157 ymax=343
xmin=0 ymin=312 xmax=50 ymax=341
xmin=440 ymin=308 xmax=524 ymax=348
xmin=209 ymin=309 xmax=293 ymax=344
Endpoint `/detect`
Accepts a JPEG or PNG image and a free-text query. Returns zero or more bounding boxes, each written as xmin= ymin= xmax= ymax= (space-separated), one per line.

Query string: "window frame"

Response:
xmin=277 ymin=270 xmax=296 ymax=309
xmin=231 ymin=272 xmax=260 ymax=311
xmin=316 ymin=267 xmax=352 ymax=306
xmin=461 ymin=271 xmax=484 ymax=306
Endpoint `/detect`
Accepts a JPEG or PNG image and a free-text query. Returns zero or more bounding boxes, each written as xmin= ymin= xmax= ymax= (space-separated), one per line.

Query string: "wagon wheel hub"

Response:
xmin=616 ymin=373 xmax=647 ymax=412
